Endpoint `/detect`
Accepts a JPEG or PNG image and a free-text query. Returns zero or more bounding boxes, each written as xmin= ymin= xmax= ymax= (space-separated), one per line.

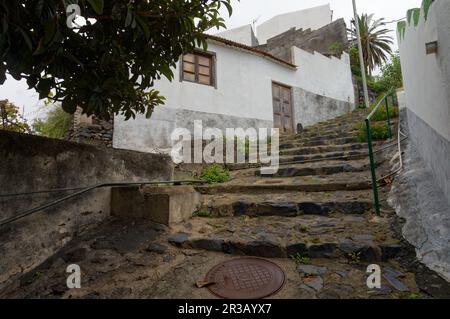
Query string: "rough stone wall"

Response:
xmin=257 ymin=19 xmax=348 ymax=63
xmin=353 ymin=75 xmax=378 ymax=107
xmin=388 ymin=109 xmax=450 ymax=282
xmin=67 ymin=108 xmax=114 ymax=147
xmin=0 ymin=130 xmax=173 ymax=291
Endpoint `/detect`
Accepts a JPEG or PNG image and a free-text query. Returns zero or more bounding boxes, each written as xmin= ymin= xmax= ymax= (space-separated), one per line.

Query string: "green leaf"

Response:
xmin=86 ymin=0 xmax=104 ymax=15
xmin=223 ymin=1 xmax=233 ymax=16
xmin=37 ymin=79 xmax=52 ymax=99
xmin=62 ymin=97 xmax=77 ymax=114
xmin=125 ymin=9 xmax=134 ymax=27
xmin=16 ymin=27 xmax=33 ymax=51
xmin=159 ymin=64 xmax=173 ymax=81
xmin=135 ymin=15 xmax=150 ymax=39
xmin=0 ymin=0 xmax=235 ymax=121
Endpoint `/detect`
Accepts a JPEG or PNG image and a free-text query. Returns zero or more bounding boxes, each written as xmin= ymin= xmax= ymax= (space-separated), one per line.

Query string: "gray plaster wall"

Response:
xmin=406 ymin=109 xmax=450 ymax=206
xmin=114 ymin=107 xmax=273 ymax=153
xmin=292 ymin=86 xmax=354 ymax=128
xmin=388 ymin=111 xmax=450 ymax=282
xmin=257 ymin=19 xmax=348 ymax=62
xmin=0 ymin=130 xmax=173 ymax=291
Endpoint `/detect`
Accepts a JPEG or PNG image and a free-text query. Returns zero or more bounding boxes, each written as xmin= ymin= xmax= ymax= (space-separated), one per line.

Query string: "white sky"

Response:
xmin=0 ymin=0 xmax=422 ymax=123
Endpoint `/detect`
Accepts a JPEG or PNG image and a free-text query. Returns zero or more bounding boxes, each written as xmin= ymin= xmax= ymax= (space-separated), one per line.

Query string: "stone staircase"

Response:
xmin=8 ymin=109 xmax=448 ymax=299
xmin=168 ymin=109 xmax=403 ymax=263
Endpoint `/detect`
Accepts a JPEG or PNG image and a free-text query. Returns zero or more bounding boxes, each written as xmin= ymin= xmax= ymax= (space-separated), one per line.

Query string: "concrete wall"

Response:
xmin=0 ymin=130 xmax=173 ymax=290
xmin=293 ymin=48 xmax=355 ymax=105
xmin=114 ymin=41 xmax=355 ymax=152
xmin=293 ymin=87 xmax=354 ymax=127
xmin=256 ymin=4 xmax=332 ymax=45
xmin=398 ymin=0 xmax=450 ymax=204
xmin=407 ymin=109 xmax=450 ymax=205
xmin=397 ymin=89 xmax=406 ymax=109
xmin=114 ymin=107 xmax=273 ymax=152
xmin=216 ymin=24 xmax=259 ymax=46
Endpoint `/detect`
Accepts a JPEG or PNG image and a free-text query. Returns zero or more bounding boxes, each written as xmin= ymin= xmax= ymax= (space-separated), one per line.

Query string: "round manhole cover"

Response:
xmin=205 ymin=258 xmax=285 ymax=299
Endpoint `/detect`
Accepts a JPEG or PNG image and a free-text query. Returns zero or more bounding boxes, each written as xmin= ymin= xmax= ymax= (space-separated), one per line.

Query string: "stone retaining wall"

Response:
xmin=0 ymin=130 xmax=173 ymax=291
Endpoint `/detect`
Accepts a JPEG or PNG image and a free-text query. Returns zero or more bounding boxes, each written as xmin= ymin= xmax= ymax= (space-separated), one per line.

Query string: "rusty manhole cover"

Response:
xmin=205 ymin=258 xmax=285 ymax=299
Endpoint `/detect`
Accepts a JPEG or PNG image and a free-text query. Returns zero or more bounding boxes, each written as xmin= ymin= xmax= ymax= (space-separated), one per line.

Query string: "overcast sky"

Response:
xmin=0 ymin=0 xmax=421 ymax=123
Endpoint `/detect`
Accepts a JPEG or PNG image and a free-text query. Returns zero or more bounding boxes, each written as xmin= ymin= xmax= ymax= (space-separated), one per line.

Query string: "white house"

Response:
xmin=113 ymin=5 xmax=355 ymax=153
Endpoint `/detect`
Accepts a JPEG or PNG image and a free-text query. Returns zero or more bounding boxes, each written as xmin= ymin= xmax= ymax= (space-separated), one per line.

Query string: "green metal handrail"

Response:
xmin=365 ymin=88 xmax=396 ymax=216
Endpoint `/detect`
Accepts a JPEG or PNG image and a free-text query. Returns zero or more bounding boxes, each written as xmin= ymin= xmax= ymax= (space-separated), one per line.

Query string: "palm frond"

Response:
xmin=349 ymin=13 xmax=394 ymax=74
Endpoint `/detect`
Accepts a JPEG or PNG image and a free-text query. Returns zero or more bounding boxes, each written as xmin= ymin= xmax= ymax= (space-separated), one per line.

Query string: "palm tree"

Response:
xmin=349 ymin=14 xmax=393 ymax=75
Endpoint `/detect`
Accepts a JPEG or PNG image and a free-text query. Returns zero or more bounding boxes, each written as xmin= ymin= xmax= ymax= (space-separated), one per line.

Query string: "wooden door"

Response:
xmin=272 ymin=83 xmax=294 ymax=134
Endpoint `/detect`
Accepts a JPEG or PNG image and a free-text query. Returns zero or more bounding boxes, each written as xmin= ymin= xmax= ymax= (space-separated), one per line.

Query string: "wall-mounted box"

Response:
xmin=426 ymin=41 xmax=438 ymax=54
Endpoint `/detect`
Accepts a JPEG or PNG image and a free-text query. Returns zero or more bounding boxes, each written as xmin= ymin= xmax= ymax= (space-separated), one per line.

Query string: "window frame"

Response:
xmin=180 ymin=50 xmax=217 ymax=88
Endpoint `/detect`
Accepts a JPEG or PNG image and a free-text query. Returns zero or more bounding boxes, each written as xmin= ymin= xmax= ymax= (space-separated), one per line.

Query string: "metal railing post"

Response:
xmin=385 ymin=96 xmax=392 ymax=139
xmin=365 ymin=119 xmax=381 ymax=216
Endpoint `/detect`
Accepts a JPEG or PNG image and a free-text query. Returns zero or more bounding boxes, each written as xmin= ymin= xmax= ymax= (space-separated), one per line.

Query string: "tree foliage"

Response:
xmin=349 ymin=13 xmax=393 ymax=75
xmin=0 ymin=99 xmax=32 ymax=133
xmin=0 ymin=0 xmax=233 ymax=120
xmin=378 ymin=53 xmax=403 ymax=91
xmin=33 ymin=105 xmax=73 ymax=139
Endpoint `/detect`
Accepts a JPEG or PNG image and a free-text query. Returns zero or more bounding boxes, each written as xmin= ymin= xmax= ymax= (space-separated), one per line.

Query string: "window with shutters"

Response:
xmin=181 ymin=52 xmax=215 ymax=87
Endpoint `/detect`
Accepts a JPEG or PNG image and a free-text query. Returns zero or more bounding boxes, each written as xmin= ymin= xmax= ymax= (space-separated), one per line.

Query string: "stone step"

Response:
xmin=279 ymin=149 xmax=369 ymax=164
xmin=279 ymin=136 xmax=357 ymax=149
xmin=230 ymin=159 xmax=378 ymax=179
xmin=287 ymin=129 xmax=359 ymax=141
xmin=168 ymin=215 xmax=402 ymax=261
xmin=280 ymin=132 xmax=356 ymax=144
xmin=303 ymin=123 xmax=362 ymax=133
xmin=197 ymin=191 xmax=374 ymax=217
xmin=227 ymin=149 xmax=370 ymax=171
xmin=280 ymin=143 xmax=371 ymax=156
xmin=281 ymin=118 xmax=398 ymax=143
xmin=195 ymin=172 xmax=372 ymax=195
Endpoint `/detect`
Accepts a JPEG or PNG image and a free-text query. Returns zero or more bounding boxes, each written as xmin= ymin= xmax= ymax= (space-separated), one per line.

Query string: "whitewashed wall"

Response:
xmin=114 ymin=41 xmax=355 ymax=152
xmin=395 ymin=0 xmax=450 ymax=281
xmin=398 ymin=1 xmax=450 ymax=141
xmin=293 ymin=48 xmax=355 ymax=104
xmin=216 ymin=24 xmax=257 ymax=46
xmin=150 ymin=43 xmax=300 ymax=121
xmin=114 ymin=42 xmax=296 ymax=152
xmin=256 ymin=4 xmax=332 ymax=45
xmin=396 ymin=89 xmax=406 ymax=110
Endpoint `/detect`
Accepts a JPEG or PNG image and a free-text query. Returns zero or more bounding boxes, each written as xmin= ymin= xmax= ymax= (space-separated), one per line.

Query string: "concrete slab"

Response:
xmin=111 ymin=186 xmax=200 ymax=226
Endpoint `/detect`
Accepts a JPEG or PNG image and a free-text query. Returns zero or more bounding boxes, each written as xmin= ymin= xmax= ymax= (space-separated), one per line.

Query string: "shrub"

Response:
xmin=290 ymin=253 xmax=311 ymax=265
xmin=370 ymin=95 xmax=398 ymax=122
xmin=369 ymin=103 xmax=399 ymax=122
xmin=354 ymin=122 xmax=391 ymax=142
xmin=194 ymin=210 xmax=212 ymax=217
xmin=200 ymin=164 xmax=230 ymax=184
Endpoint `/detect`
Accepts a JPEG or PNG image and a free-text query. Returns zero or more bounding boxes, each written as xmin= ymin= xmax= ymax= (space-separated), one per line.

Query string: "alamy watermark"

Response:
xmin=366 ymin=264 xmax=381 ymax=289
xmin=66 ymin=4 xmax=81 ymax=29
xmin=170 ymin=121 xmax=280 ymax=174
xmin=66 ymin=264 xmax=81 ymax=289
